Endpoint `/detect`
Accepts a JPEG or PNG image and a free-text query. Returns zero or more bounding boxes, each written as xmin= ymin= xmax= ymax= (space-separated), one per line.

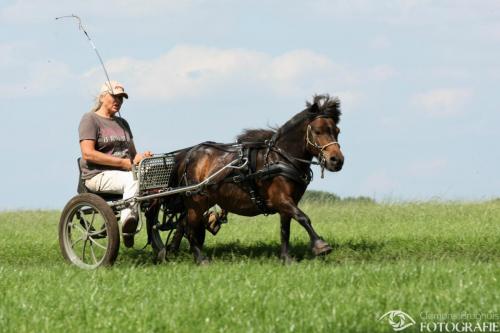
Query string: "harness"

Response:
xmin=181 ymin=116 xmax=339 ymax=214
xmin=227 ymin=144 xmax=313 ymax=214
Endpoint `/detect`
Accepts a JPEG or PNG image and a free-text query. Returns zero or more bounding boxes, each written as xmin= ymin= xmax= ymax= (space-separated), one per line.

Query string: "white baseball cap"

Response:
xmin=100 ymin=80 xmax=128 ymax=98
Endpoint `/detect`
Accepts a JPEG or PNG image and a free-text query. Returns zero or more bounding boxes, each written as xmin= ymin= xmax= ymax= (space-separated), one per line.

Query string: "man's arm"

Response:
xmin=130 ymin=140 xmax=153 ymax=164
xmin=80 ymin=140 xmax=132 ymax=171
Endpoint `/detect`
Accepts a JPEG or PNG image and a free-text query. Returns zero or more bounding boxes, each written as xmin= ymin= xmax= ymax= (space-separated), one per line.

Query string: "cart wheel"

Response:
xmin=59 ymin=193 xmax=120 ymax=269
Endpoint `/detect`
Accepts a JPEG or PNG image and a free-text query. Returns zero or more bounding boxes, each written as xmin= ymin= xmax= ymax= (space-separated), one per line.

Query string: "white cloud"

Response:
xmin=0 ymin=41 xmax=394 ymax=101
xmin=83 ymin=46 xmax=269 ymax=100
xmin=82 ymin=45 xmax=366 ymax=101
xmin=265 ymin=50 xmax=358 ymax=96
xmin=411 ymin=88 xmax=473 ymax=117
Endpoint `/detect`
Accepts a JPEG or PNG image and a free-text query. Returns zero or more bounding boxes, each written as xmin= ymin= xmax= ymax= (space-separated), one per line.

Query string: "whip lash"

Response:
xmin=55 ymin=14 xmax=114 ymax=94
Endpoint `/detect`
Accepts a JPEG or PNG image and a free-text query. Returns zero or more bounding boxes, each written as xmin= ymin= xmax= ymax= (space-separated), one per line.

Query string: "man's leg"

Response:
xmin=85 ymin=171 xmax=139 ymax=247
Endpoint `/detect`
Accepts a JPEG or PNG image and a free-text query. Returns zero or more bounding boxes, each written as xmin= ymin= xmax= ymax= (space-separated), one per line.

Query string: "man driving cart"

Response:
xmin=78 ymin=81 xmax=152 ymax=248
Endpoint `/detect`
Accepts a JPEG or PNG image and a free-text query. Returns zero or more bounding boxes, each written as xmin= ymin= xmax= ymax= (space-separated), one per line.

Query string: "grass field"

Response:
xmin=0 ymin=199 xmax=499 ymax=333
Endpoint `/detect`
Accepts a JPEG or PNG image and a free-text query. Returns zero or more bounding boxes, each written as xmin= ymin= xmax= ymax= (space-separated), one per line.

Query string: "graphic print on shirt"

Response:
xmin=97 ymin=126 xmax=130 ymax=159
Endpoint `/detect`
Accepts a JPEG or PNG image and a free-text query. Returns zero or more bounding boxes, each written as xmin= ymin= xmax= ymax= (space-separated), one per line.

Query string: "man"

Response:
xmin=78 ymin=81 xmax=152 ymax=247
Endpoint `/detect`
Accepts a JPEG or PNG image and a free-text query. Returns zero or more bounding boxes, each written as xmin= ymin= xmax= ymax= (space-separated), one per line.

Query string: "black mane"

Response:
xmin=236 ymin=128 xmax=276 ymax=143
xmin=236 ymin=94 xmax=341 ymax=143
xmin=305 ymin=94 xmax=341 ymax=123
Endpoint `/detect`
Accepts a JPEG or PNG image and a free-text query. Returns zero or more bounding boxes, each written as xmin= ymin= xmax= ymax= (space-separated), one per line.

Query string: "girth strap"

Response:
xmin=246 ymin=147 xmax=270 ymax=214
xmin=224 ymin=150 xmax=312 ymax=214
xmin=234 ymin=161 xmax=311 ymax=186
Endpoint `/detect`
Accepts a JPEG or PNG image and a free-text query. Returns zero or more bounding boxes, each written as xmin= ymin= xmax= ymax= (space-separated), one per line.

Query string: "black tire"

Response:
xmin=59 ymin=193 xmax=120 ymax=269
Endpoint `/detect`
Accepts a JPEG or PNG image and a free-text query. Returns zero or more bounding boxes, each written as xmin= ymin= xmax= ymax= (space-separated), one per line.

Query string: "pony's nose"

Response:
xmin=329 ymin=156 xmax=339 ymax=165
xmin=329 ymin=156 xmax=343 ymax=170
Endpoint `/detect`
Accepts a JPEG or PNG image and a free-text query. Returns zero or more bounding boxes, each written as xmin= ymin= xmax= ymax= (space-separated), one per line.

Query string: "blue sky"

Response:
xmin=1 ymin=1 xmax=499 ymax=209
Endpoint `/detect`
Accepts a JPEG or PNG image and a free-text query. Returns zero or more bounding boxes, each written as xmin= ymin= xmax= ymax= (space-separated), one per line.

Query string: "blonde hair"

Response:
xmin=90 ymin=92 xmax=107 ymax=113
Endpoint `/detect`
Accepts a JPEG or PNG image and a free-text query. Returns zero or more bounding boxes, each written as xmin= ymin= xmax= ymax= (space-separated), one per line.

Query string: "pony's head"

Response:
xmin=304 ymin=94 xmax=344 ymax=172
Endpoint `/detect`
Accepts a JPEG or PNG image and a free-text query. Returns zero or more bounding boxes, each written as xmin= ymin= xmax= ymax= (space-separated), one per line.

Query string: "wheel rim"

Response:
xmin=62 ymin=203 xmax=111 ymax=269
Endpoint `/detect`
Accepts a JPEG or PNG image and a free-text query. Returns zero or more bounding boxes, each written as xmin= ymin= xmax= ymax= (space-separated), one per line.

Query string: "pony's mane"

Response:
xmin=278 ymin=94 xmax=342 ymax=132
xmin=305 ymin=94 xmax=341 ymax=124
xmin=236 ymin=128 xmax=276 ymax=143
xmin=236 ymin=94 xmax=341 ymax=143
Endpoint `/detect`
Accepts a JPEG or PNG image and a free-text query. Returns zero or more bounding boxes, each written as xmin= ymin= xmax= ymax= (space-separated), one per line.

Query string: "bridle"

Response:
xmin=305 ymin=123 xmax=340 ymax=177
xmin=264 ymin=117 xmax=341 ymax=179
xmin=306 ymin=124 xmax=340 ymax=152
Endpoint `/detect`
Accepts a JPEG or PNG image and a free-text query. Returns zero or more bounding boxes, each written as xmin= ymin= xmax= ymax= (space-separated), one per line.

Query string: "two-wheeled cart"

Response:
xmin=58 ymin=152 xmax=246 ymax=269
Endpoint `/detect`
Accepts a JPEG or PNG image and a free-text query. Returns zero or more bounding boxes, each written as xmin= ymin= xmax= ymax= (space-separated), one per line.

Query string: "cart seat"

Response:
xmin=77 ymin=159 xmax=123 ymax=202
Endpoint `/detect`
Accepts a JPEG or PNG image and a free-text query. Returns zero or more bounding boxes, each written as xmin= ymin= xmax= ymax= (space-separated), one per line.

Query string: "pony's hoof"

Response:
xmin=280 ymin=255 xmax=295 ymax=265
xmin=155 ymin=248 xmax=166 ymax=264
xmin=312 ymin=239 xmax=332 ymax=256
xmin=197 ymin=257 xmax=210 ymax=266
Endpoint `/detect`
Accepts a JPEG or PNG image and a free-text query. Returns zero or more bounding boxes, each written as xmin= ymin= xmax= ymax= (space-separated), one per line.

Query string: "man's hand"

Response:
xmin=133 ymin=151 xmax=153 ymax=165
xmin=121 ymin=158 xmax=133 ymax=171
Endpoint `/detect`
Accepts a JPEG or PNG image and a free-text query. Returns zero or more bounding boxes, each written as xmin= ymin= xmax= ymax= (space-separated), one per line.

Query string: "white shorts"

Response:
xmin=85 ymin=170 xmax=138 ymax=222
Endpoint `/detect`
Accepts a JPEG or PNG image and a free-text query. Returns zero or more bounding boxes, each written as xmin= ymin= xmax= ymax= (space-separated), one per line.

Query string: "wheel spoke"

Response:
xmin=88 ymin=226 xmax=106 ymax=237
xmin=70 ymin=221 xmax=87 ymax=235
xmin=80 ymin=215 xmax=90 ymax=232
xmin=77 ymin=208 xmax=93 ymax=231
xmin=89 ymin=242 xmax=98 ymax=264
xmin=82 ymin=239 xmax=88 ymax=263
xmin=89 ymin=210 xmax=96 ymax=230
xmin=71 ymin=235 xmax=85 ymax=248
xmin=88 ymin=236 xmax=107 ymax=250
xmin=83 ymin=217 xmax=91 ymax=231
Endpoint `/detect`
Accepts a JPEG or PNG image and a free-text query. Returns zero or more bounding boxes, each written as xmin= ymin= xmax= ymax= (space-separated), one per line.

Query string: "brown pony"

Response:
xmin=174 ymin=94 xmax=344 ymax=264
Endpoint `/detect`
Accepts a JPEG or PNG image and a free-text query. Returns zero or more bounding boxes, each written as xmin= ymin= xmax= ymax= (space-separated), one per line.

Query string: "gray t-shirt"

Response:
xmin=78 ymin=112 xmax=134 ymax=180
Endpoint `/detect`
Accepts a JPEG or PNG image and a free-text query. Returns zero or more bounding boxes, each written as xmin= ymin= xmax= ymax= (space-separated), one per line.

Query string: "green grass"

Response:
xmin=0 ymin=201 xmax=499 ymax=333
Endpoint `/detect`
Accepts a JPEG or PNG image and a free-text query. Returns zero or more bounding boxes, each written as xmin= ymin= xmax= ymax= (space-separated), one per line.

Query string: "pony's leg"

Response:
xmin=186 ymin=207 xmax=209 ymax=265
xmin=168 ymin=216 xmax=186 ymax=255
xmin=279 ymin=214 xmax=293 ymax=264
xmin=144 ymin=200 xmax=160 ymax=245
xmin=283 ymin=202 xmax=332 ymax=256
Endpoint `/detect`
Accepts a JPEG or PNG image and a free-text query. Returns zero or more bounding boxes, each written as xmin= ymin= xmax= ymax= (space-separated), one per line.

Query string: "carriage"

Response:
xmin=58 ymin=152 xmax=247 ymax=269
xmin=59 ymin=95 xmax=344 ymax=269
